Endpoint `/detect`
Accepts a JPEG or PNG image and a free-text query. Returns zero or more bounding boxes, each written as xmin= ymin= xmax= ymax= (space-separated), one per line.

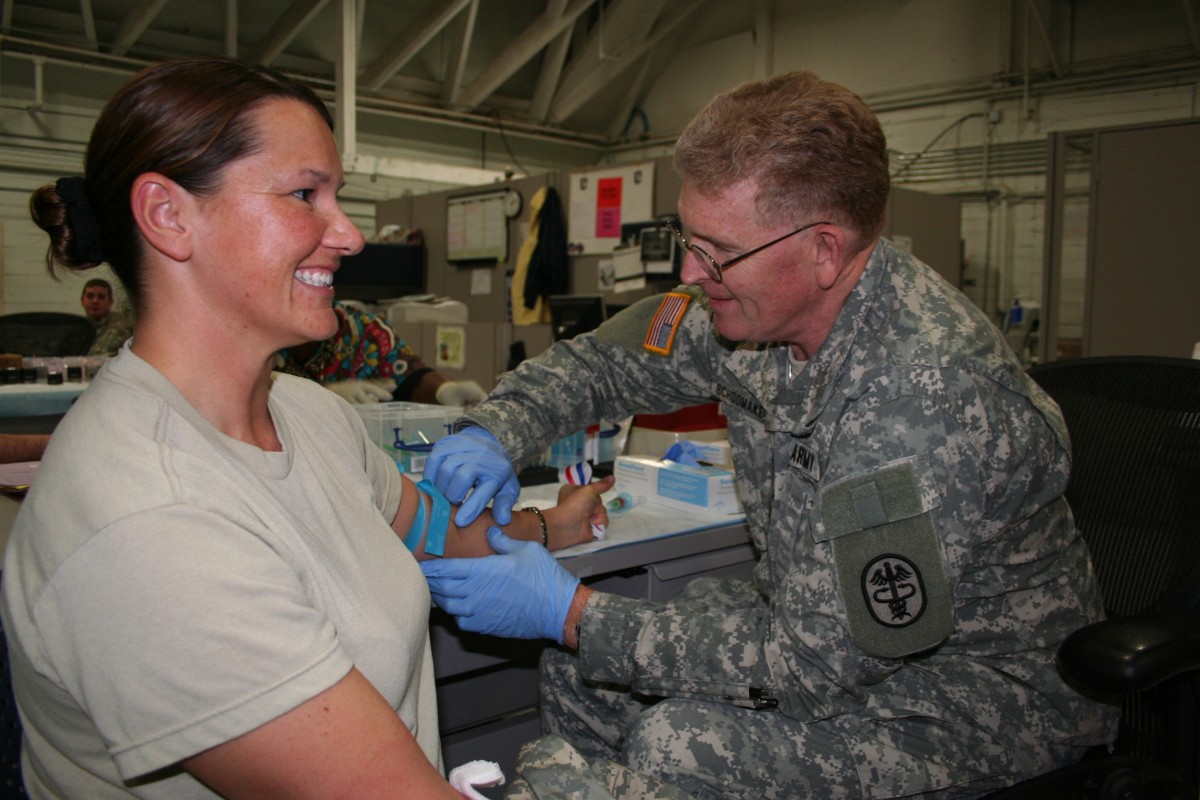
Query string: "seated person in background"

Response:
xmin=8 ymin=55 xmax=609 ymax=799
xmin=79 ymin=277 xmax=134 ymax=356
xmin=275 ymin=300 xmax=487 ymax=406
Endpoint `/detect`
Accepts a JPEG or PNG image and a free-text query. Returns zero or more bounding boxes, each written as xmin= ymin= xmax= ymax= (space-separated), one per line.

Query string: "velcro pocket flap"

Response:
xmin=818 ymin=458 xmax=953 ymax=659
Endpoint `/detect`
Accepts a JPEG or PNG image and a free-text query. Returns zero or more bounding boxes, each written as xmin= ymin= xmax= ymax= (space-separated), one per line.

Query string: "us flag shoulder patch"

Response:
xmin=643 ymin=292 xmax=691 ymax=355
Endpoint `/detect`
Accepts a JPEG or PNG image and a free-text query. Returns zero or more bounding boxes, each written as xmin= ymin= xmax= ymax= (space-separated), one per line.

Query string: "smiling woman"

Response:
xmin=7 ymin=56 xmax=611 ymax=800
xmin=159 ymin=96 xmax=365 ymax=391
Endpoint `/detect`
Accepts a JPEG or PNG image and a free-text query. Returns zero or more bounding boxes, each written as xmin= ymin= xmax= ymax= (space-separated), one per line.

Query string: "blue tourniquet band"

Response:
xmin=402 ymin=483 xmax=429 ymax=554
xmin=417 ymin=479 xmax=451 ymax=557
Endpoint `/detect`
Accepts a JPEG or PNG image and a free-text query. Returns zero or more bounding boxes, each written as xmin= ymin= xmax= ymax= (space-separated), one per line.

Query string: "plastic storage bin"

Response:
xmin=533 ymin=429 xmax=587 ymax=468
xmin=353 ymin=401 xmax=461 ymax=473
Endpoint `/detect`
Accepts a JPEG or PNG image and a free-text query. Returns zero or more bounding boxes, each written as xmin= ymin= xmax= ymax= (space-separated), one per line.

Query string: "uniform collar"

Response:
xmin=771 ymin=239 xmax=889 ymax=434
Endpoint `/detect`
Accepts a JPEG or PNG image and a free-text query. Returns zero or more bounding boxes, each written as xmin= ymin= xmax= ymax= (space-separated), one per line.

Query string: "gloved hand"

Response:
xmin=324 ymin=378 xmax=395 ymax=404
xmin=435 ymin=379 xmax=487 ymax=407
xmin=421 ymin=528 xmax=580 ymax=643
xmin=424 ymin=426 xmax=520 ymax=526
xmin=663 ymin=440 xmax=706 ymax=466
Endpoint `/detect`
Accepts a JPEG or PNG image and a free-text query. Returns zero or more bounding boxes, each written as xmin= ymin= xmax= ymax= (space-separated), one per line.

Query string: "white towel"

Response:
xmin=448 ymin=760 xmax=505 ymax=799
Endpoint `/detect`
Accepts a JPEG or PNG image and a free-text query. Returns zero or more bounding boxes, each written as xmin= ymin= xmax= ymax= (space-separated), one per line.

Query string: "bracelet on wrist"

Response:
xmin=523 ymin=506 xmax=548 ymax=548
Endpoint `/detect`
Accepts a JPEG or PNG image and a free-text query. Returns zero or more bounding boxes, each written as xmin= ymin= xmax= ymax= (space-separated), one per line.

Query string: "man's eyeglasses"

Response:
xmin=665 ymin=217 xmax=830 ymax=283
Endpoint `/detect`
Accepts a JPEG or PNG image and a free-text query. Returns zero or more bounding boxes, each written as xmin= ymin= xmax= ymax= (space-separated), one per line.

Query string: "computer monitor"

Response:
xmin=549 ymin=295 xmax=607 ymax=341
xmin=334 ymin=243 xmax=425 ymax=303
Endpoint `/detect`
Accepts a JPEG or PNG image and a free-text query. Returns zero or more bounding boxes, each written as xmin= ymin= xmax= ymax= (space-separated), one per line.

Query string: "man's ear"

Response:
xmin=812 ymin=224 xmax=847 ymax=290
xmin=130 ymin=173 xmax=192 ymax=262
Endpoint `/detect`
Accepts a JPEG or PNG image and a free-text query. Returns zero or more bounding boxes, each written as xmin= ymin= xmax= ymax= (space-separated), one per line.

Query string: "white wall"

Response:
xmin=626 ymin=0 xmax=1199 ymax=352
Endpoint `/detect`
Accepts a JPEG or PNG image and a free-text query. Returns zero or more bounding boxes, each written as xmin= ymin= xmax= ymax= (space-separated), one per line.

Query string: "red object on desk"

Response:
xmin=633 ymin=402 xmax=727 ymax=432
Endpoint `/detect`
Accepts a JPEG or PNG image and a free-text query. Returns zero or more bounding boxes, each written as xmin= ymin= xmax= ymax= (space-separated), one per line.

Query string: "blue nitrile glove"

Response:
xmin=424 ymin=426 xmax=521 ymax=527
xmin=420 ymin=527 xmax=580 ymax=643
xmin=663 ymin=440 xmax=705 ymax=466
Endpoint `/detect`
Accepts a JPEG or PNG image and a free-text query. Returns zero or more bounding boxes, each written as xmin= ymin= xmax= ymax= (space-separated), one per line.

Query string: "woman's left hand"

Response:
xmin=545 ymin=474 xmax=616 ymax=550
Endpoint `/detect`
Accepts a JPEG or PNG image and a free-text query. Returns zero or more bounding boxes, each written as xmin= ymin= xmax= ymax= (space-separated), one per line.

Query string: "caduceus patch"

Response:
xmin=820 ymin=459 xmax=953 ymax=658
xmin=862 ymin=554 xmax=927 ymax=627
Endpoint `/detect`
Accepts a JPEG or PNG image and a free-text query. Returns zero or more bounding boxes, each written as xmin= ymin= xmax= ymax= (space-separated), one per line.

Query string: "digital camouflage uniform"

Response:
xmin=87 ymin=305 xmax=134 ymax=356
xmin=467 ymin=239 xmax=1118 ymax=800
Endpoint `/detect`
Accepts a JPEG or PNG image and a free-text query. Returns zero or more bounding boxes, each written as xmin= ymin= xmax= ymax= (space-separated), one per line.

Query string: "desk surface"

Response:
xmin=517 ymin=482 xmax=749 ymax=578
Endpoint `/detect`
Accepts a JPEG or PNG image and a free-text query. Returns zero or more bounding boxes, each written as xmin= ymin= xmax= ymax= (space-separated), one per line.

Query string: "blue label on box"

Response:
xmin=655 ymin=467 xmax=710 ymax=506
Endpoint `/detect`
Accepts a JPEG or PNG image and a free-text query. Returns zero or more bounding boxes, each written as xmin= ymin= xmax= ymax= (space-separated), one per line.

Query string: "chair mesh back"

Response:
xmin=1029 ymin=356 xmax=1200 ymax=784
xmin=0 ymin=313 xmax=96 ymax=357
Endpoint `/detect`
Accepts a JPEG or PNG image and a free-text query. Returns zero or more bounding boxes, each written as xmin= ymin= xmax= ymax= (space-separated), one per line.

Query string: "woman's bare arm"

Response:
xmin=183 ymin=668 xmax=461 ymax=799
xmin=391 ymin=474 xmax=614 ymax=558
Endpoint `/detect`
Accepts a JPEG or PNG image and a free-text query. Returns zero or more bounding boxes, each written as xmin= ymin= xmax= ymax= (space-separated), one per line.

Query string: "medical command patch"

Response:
xmin=819 ymin=459 xmax=953 ymax=658
xmin=643 ymin=292 xmax=691 ymax=355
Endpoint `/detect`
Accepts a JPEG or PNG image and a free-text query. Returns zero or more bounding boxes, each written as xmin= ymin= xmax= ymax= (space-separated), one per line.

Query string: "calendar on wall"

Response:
xmin=446 ymin=191 xmax=508 ymax=263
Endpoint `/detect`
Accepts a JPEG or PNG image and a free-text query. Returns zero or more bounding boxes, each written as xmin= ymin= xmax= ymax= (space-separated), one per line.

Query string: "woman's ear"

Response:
xmin=130 ymin=173 xmax=192 ymax=262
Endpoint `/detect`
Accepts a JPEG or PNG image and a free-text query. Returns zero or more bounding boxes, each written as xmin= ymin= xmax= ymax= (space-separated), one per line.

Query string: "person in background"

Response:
xmin=5 ymin=55 xmax=608 ymax=799
xmin=275 ymin=300 xmax=487 ymax=406
xmin=420 ymin=71 xmax=1118 ymax=799
xmin=79 ymin=277 xmax=134 ymax=356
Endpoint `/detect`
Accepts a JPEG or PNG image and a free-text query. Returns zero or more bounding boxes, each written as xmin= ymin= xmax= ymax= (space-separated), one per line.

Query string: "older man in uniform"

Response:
xmin=420 ymin=71 xmax=1117 ymax=799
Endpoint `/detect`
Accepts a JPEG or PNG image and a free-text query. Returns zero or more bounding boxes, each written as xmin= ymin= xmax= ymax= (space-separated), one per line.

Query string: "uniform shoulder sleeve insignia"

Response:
xmin=820 ymin=459 xmax=953 ymax=659
xmin=643 ymin=292 xmax=692 ymax=356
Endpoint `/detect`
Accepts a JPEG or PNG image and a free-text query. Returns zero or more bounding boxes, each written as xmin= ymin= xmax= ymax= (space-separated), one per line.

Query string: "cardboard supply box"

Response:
xmin=380 ymin=298 xmax=469 ymax=325
xmin=626 ymin=402 xmax=729 ymax=459
xmin=614 ymin=456 xmax=744 ymax=516
xmin=682 ymin=439 xmax=733 ymax=468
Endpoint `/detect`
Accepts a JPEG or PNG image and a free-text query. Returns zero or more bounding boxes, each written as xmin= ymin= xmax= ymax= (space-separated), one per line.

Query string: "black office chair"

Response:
xmin=0 ymin=313 xmax=95 ymax=357
xmin=0 ymin=579 xmax=27 ymax=799
xmin=989 ymin=356 xmax=1200 ymax=800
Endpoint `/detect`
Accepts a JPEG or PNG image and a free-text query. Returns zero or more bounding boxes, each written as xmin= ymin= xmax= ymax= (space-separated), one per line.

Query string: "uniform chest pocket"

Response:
xmin=816 ymin=457 xmax=953 ymax=659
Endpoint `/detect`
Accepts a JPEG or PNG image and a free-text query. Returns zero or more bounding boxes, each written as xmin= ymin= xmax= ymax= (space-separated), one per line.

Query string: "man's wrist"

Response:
xmin=562 ymin=584 xmax=592 ymax=650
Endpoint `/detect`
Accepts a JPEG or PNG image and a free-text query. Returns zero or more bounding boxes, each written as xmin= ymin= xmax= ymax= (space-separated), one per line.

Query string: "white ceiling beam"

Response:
xmin=362 ymin=0 xmax=476 ymax=92
xmin=528 ymin=0 xmax=572 ymax=123
xmin=343 ymin=152 xmax=506 ymax=186
xmin=456 ymin=0 xmax=596 ymax=111
xmin=1024 ymin=0 xmax=1063 ymax=78
xmin=549 ymin=0 xmax=666 ymax=122
xmin=550 ymin=0 xmax=699 ymax=123
xmin=225 ymin=0 xmax=238 ymax=57
xmin=441 ymin=0 xmax=479 ymax=107
xmin=1181 ymin=0 xmax=1200 ymax=58
xmin=250 ymin=0 xmax=331 ymax=66
xmin=109 ymin=0 xmax=169 ymax=57
xmin=79 ymin=0 xmax=99 ymax=51
xmin=336 ymin=0 xmax=356 ymax=157
xmin=78 ymin=0 xmax=98 ymax=50
xmin=605 ymin=47 xmax=655 ymax=139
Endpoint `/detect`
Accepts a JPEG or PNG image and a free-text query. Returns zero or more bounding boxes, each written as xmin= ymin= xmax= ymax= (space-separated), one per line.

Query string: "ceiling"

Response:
xmin=0 ymin=0 xmax=711 ymax=172
xmin=6 ymin=1 xmax=1200 ymax=188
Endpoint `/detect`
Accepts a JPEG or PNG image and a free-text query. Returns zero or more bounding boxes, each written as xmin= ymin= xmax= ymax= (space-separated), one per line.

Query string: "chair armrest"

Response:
xmin=1057 ymin=608 xmax=1200 ymax=695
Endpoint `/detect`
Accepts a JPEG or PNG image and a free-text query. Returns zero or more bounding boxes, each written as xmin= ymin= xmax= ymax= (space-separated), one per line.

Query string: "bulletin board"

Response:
xmin=446 ymin=191 xmax=508 ymax=263
xmin=567 ymin=163 xmax=655 ymax=255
